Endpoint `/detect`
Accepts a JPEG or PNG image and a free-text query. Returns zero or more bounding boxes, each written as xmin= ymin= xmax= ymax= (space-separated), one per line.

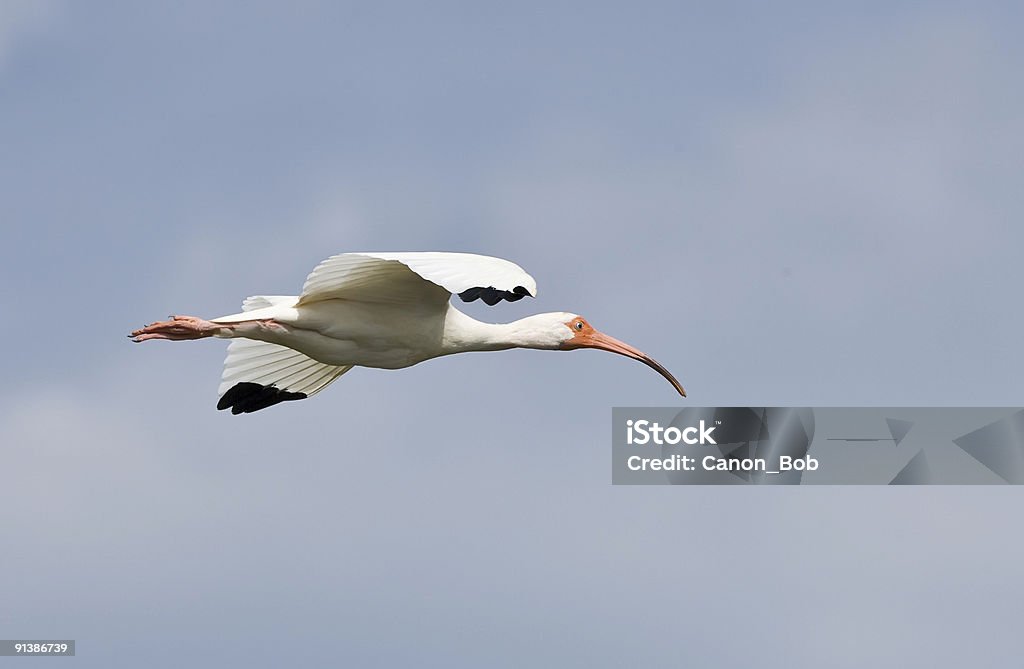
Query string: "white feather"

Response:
xmin=217 ymin=338 xmax=351 ymax=398
xmin=298 ymin=252 xmax=537 ymax=305
xmin=241 ymin=295 xmax=297 ymax=311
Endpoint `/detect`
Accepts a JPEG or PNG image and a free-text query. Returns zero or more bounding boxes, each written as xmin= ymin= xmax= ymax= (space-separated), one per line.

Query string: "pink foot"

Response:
xmin=129 ymin=315 xmax=226 ymax=342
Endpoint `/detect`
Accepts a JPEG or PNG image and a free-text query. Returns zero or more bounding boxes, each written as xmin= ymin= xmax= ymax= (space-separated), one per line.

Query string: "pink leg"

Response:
xmin=129 ymin=315 xmax=230 ymax=342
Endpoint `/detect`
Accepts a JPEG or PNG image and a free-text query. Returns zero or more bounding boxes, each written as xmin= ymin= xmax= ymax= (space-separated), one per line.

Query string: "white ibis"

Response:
xmin=130 ymin=252 xmax=686 ymax=414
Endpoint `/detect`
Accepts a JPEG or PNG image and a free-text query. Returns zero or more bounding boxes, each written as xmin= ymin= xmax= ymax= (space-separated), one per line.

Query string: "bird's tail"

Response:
xmin=207 ymin=295 xmax=299 ymax=324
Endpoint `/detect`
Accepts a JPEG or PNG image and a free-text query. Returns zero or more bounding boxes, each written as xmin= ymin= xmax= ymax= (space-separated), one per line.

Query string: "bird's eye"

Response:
xmin=574 ymin=321 xmax=584 ymax=331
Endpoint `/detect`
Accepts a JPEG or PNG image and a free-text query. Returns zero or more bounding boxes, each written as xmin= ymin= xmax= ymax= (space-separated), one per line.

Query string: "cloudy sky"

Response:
xmin=2 ymin=1 xmax=1022 ymax=666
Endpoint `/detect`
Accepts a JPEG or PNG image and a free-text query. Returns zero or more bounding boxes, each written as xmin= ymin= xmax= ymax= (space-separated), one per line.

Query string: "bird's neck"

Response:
xmin=442 ymin=307 xmax=557 ymax=353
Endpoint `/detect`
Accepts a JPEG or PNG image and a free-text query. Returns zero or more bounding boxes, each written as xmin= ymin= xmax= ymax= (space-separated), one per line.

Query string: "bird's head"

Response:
xmin=521 ymin=312 xmax=686 ymax=397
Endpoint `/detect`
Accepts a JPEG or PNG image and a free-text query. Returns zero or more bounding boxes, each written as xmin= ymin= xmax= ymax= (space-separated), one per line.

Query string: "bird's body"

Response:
xmin=212 ymin=298 xmax=571 ymax=369
xmin=131 ymin=251 xmax=685 ymax=414
xmin=216 ymin=297 xmax=453 ymax=369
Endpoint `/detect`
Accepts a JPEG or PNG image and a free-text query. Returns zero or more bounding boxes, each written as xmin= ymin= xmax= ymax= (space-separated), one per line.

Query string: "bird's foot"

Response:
xmin=129 ymin=315 xmax=224 ymax=342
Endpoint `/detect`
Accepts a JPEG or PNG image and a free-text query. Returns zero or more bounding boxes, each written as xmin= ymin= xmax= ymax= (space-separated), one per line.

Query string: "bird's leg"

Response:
xmin=130 ymin=315 xmax=230 ymax=342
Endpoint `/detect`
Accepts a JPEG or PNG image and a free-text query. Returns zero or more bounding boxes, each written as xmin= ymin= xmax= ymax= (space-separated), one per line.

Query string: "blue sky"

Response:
xmin=2 ymin=2 xmax=1023 ymax=666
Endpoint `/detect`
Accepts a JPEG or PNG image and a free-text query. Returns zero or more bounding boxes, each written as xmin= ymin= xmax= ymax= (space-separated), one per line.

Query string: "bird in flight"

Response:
xmin=130 ymin=252 xmax=686 ymax=414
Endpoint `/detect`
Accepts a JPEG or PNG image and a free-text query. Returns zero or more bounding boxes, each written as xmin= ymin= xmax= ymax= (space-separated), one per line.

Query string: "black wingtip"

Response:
xmin=458 ymin=285 xmax=533 ymax=305
xmin=217 ymin=382 xmax=307 ymax=414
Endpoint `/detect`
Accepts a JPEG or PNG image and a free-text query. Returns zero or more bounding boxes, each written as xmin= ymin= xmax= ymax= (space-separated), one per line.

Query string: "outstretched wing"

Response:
xmin=215 ymin=297 xmax=352 ymax=414
xmin=217 ymin=338 xmax=352 ymax=414
xmin=297 ymin=252 xmax=537 ymax=307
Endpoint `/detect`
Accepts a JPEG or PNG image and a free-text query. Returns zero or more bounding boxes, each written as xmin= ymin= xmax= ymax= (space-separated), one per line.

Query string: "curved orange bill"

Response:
xmin=566 ymin=330 xmax=686 ymax=397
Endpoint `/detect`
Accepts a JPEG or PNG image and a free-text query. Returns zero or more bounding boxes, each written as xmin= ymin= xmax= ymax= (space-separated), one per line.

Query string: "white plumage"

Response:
xmin=300 ymin=252 xmax=537 ymax=305
xmin=131 ymin=251 xmax=685 ymax=414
